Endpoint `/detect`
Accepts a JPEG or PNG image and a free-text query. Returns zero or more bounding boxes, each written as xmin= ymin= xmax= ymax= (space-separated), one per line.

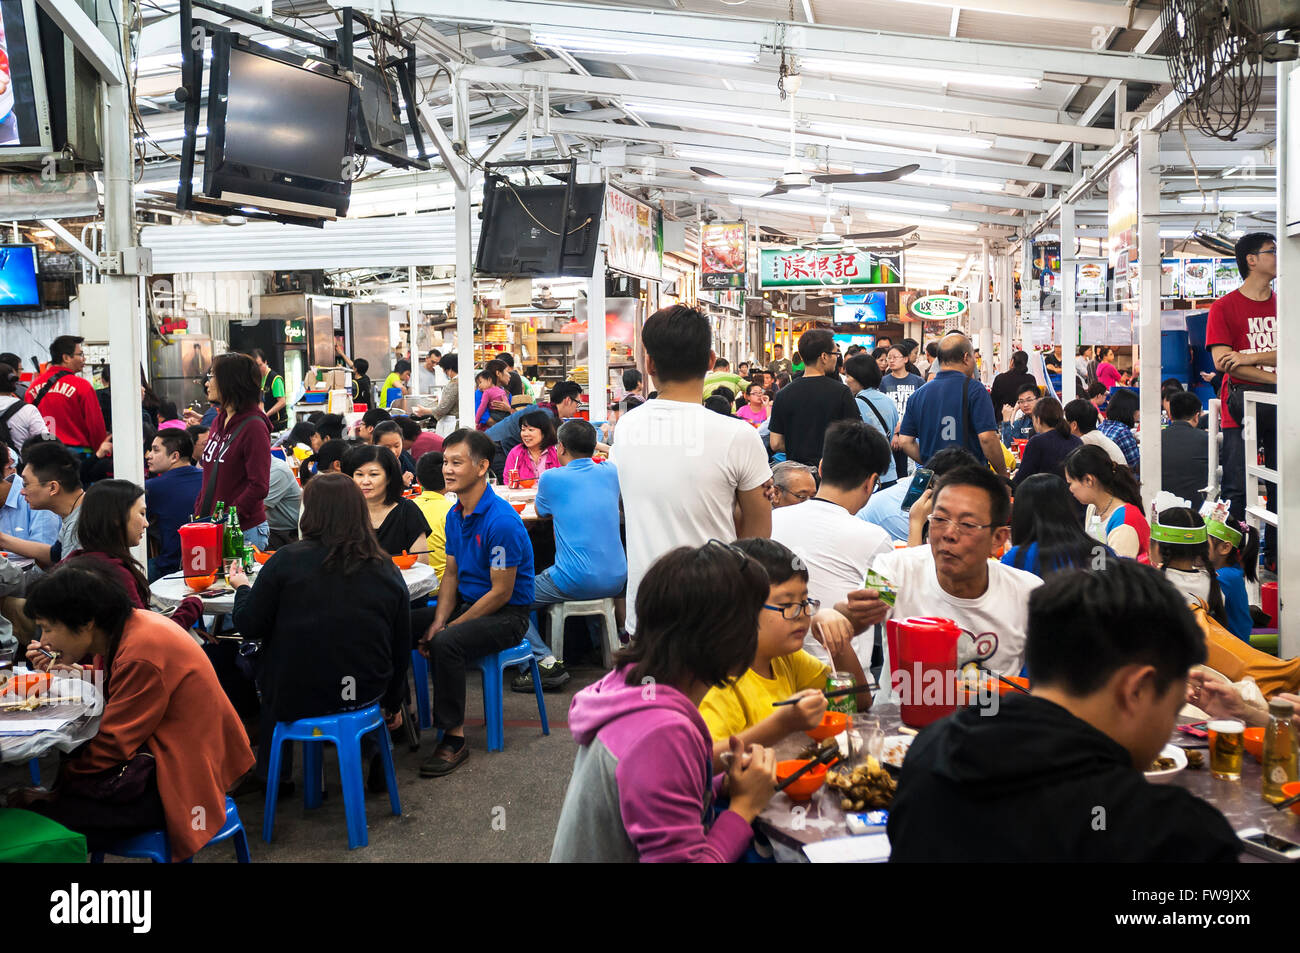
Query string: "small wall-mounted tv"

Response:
xmin=0 ymin=243 xmax=40 ymax=309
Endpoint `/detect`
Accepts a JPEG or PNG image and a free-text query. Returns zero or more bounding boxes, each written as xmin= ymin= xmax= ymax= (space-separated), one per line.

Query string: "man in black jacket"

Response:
xmin=1162 ymin=390 xmax=1210 ymax=509
xmin=888 ymin=559 xmax=1240 ymax=863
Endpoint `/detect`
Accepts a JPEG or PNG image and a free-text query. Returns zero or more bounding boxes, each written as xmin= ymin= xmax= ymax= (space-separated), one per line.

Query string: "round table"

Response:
xmin=149 ymin=561 xmax=440 ymax=615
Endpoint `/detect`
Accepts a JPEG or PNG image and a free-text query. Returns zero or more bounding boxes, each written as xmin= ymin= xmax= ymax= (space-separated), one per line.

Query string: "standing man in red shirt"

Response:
xmin=25 ymin=335 xmax=107 ymax=458
xmin=1205 ymin=232 xmax=1277 ymax=568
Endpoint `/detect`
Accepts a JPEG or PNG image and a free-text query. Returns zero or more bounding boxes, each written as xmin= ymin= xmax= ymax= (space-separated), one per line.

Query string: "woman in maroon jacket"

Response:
xmin=193 ymin=353 xmax=272 ymax=550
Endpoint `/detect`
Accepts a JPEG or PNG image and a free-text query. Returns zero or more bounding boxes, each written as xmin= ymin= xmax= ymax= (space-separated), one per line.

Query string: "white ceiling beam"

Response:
xmin=417 ymin=103 xmax=467 ymax=191
xmin=36 ymin=0 xmax=122 ymax=86
xmin=459 ymin=64 xmax=1112 ymax=147
xmin=889 ymin=0 xmax=1157 ymax=30
xmin=373 ymin=0 xmax=1171 ymax=84
xmin=549 ymin=117 xmax=1075 ymax=185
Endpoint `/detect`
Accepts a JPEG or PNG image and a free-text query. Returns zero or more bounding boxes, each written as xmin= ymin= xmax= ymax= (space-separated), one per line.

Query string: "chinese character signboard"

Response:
xmin=908 ymin=294 xmax=968 ymax=320
xmin=758 ymin=248 xmax=902 ymax=288
xmin=605 ymin=186 xmax=662 ymax=281
xmin=701 ymin=222 xmax=747 ymax=290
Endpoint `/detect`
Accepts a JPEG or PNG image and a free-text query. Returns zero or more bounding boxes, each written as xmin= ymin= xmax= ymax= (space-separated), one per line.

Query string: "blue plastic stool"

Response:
xmin=90 ymin=796 xmax=250 ymax=863
xmin=28 ymin=759 xmax=40 ymax=785
xmin=262 ymin=704 xmax=400 ymax=849
xmin=411 ymin=649 xmax=432 ymax=730
xmin=471 ymin=638 xmax=549 ymax=752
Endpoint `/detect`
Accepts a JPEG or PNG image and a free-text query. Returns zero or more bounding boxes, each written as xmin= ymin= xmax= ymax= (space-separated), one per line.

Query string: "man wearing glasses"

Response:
xmin=772 ymin=421 xmax=894 ymax=670
xmin=999 ymin=382 xmax=1039 ymax=447
xmin=853 ymin=465 xmax=1042 ymax=678
xmin=770 ymin=461 xmax=816 ymax=508
xmin=1206 ymin=232 xmax=1277 ymax=571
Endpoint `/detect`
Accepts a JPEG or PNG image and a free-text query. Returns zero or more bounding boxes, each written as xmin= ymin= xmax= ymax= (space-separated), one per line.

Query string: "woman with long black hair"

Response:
xmin=1011 ymin=397 xmax=1081 ymax=489
xmin=1002 ymin=474 xmax=1113 ymax=578
xmin=1065 ymin=444 xmax=1150 ymax=561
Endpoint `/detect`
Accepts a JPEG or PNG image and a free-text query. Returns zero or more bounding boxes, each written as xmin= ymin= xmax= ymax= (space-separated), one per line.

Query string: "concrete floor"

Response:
xmin=5 ymin=664 xmax=606 ymax=864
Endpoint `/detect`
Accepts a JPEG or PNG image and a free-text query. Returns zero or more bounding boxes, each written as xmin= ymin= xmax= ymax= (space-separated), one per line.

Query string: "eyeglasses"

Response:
xmin=928 ymin=514 xmax=996 ymax=537
xmin=763 ymin=599 xmax=821 ymax=620
xmin=776 ymin=485 xmax=813 ymax=502
xmin=1016 ymin=395 xmax=1037 ymax=404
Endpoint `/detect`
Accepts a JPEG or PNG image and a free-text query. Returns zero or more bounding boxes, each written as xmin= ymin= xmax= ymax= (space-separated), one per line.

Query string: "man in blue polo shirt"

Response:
xmin=512 ymin=419 xmax=627 ymax=694
xmin=486 ymin=380 xmax=582 ymax=480
xmin=1 ymin=446 xmax=61 ymax=553
xmin=897 ymin=331 xmax=1008 ymax=479
xmin=416 ymin=428 xmax=534 ymax=777
xmin=144 ymin=430 xmax=205 ymax=579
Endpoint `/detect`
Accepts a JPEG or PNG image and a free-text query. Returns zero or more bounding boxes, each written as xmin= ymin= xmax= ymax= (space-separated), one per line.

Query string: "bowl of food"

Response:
xmin=511 ymin=501 xmax=527 ymax=514
xmin=185 ymin=572 xmax=218 ymax=592
xmin=252 ymin=547 xmax=274 ymax=565
xmin=518 ymin=478 xmax=537 ymax=489
xmin=392 ymin=552 xmax=418 ymax=570
xmin=775 ymin=759 xmax=828 ymax=803
xmin=955 ymin=673 xmax=1028 ymax=705
xmin=805 ymin=710 xmax=850 ymax=742
xmin=1281 ymin=781 xmax=1300 ymax=817
xmin=1243 ymin=727 xmax=1265 ymax=763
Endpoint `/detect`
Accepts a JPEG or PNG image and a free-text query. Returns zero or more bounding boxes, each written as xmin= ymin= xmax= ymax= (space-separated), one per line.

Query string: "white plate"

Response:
xmin=881 ymin=734 xmax=913 ymax=768
xmin=1145 ymin=743 xmax=1187 ymax=777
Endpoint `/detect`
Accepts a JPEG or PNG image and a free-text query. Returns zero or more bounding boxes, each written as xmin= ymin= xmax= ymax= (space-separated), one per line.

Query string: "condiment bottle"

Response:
xmin=1262 ymin=698 xmax=1298 ymax=803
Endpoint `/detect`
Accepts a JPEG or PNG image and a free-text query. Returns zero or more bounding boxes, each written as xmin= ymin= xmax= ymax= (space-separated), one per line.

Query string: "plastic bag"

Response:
xmin=0 ymin=673 xmax=104 ymax=764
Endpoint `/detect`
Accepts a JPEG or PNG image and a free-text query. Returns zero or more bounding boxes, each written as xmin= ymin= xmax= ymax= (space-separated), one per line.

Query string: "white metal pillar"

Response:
xmin=1275 ymin=60 xmax=1299 ymax=657
xmin=98 ymin=1 xmax=143 ymax=502
xmin=1136 ymin=129 xmax=1163 ymax=510
xmin=407 ymin=211 xmax=420 ymax=400
xmin=1059 ymin=202 xmax=1078 ymax=403
xmin=588 ymin=242 xmax=607 ymax=423
xmin=452 ymin=76 xmax=475 ymax=428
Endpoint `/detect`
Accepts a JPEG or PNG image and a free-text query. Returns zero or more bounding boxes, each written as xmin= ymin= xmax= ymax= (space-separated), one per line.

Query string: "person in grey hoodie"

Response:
xmin=551 ymin=542 xmax=779 ymax=863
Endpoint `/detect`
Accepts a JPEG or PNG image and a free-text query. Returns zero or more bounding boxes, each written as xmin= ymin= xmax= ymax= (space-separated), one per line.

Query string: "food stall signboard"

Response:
xmin=701 ymin=222 xmax=747 ymax=290
xmin=909 ymin=293 xmax=968 ymax=320
xmin=605 ymin=186 xmax=662 ymax=282
xmin=759 ymin=248 xmax=902 ymax=288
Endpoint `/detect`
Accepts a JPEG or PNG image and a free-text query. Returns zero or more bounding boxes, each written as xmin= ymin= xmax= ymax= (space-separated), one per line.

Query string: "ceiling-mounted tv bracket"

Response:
xmin=336 ymin=7 xmax=430 ymax=171
xmin=173 ymin=0 xmax=342 ymax=214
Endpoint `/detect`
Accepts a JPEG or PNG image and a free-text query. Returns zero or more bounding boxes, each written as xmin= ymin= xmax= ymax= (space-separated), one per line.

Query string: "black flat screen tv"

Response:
xmin=196 ymin=34 xmax=356 ymax=224
xmin=475 ymin=179 xmax=605 ymax=278
xmin=0 ymin=243 xmax=40 ymax=309
xmin=0 ymin=0 xmax=53 ymax=164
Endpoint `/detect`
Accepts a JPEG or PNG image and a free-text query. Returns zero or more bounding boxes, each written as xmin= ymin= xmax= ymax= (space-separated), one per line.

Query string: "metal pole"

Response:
xmin=1275 ymin=60 xmax=1299 ymax=657
xmin=453 ymin=75 xmax=475 ymax=428
xmin=1060 ymin=201 xmax=1078 ymax=404
xmin=99 ymin=0 xmax=144 ymax=513
xmin=1136 ymin=129 xmax=1162 ymax=511
xmin=407 ymin=216 xmax=420 ymax=401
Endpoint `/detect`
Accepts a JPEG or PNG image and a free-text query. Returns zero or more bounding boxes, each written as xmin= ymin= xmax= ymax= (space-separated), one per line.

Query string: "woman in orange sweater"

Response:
xmin=14 ymin=559 xmax=254 ymax=860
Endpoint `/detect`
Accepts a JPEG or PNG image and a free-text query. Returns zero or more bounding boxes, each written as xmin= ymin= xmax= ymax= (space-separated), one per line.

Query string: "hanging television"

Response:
xmin=0 ymin=0 xmax=54 ymax=165
xmin=475 ymin=167 xmax=605 ymax=278
xmin=0 ymin=243 xmax=40 ymax=309
xmin=187 ymin=32 xmax=357 ymax=225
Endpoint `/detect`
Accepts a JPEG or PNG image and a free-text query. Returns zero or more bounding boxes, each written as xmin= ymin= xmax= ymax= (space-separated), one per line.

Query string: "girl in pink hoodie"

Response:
xmin=550 ymin=542 xmax=779 ymax=862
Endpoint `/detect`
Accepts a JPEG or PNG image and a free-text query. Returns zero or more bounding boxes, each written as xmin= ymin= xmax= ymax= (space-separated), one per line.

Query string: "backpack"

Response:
xmin=0 ymin=400 xmax=24 ymax=451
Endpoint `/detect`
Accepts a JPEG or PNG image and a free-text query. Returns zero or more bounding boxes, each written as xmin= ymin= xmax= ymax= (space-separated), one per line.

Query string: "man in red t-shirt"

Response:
xmin=1205 ymin=232 xmax=1276 ymax=564
xmin=24 ymin=335 xmax=107 ymax=456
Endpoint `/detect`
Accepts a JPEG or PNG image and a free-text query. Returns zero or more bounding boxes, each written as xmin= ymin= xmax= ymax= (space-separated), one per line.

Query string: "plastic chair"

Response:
xmin=548 ymin=598 xmax=620 ymax=668
xmin=471 ymin=638 xmax=549 ymax=752
xmin=90 ymin=796 xmax=250 ymax=863
xmin=411 ymin=649 xmax=432 ymax=730
xmin=262 ymin=704 xmax=400 ymax=849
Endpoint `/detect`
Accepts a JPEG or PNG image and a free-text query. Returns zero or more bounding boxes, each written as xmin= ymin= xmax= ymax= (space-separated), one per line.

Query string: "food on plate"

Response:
xmin=1149 ymin=755 xmax=1177 ymax=772
xmin=1185 ymin=749 xmax=1204 ymax=769
xmin=827 ymin=756 xmax=897 ymax=810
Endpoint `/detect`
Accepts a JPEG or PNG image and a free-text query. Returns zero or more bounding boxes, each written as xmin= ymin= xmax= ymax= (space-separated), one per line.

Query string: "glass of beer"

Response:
xmin=1208 ymin=719 xmax=1246 ymax=780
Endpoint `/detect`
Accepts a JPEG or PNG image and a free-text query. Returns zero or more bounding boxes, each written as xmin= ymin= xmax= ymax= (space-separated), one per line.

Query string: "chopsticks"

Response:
xmin=774 ymin=744 xmax=841 ymax=792
xmin=771 ymin=685 xmax=863 ymax=707
xmin=1273 ymin=791 xmax=1300 ymax=812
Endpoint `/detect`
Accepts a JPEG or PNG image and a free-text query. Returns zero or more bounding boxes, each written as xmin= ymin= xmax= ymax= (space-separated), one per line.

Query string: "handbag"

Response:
xmin=60 ymin=749 xmax=156 ymax=803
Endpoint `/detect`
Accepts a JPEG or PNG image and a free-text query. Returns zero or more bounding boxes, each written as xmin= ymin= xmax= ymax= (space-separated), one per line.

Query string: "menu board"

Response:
xmin=1076 ymin=262 xmax=1106 ymax=297
xmin=1214 ymin=259 xmax=1243 ymax=296
xmin=1032 ymin=241 xmax=1061 ymax=294
xmin=1108 ymin=158 xmax=1138 ymax=305
xmin=1181 ymin=258 xmax=1215 ymax=298
xmin=604 ymin=186 xmax=662 ymax=281
xmin=700 ymin=222 xmax=747 ymax=290
xmin=1161 ymin=259 xmax=1182 ymax=298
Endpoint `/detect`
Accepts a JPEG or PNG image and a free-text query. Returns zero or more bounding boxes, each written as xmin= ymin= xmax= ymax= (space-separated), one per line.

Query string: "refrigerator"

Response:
xmin=150 ymin=335 xmax=213 ymax=419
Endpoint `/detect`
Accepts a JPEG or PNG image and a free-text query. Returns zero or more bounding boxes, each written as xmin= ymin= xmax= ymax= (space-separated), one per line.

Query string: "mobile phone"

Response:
xmin=1176 ymin=724 xmax=1209 ymax=740
xmin=1237 ymin=828 xmax=1300 ymax=861
xmin=900 ymin=468 xmax=934 ymax=511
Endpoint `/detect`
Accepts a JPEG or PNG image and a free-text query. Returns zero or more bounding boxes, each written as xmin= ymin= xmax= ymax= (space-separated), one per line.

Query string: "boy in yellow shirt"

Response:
xmin=412 ymin=451 xmax=452 ymax=587
xmin=700 ymin=538 xmax=872 ymax=766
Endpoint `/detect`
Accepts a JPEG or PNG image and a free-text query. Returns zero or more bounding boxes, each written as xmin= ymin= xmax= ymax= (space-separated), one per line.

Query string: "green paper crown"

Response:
xmin=1205 ymin=519 xmax=1243 ymax=547
xmin=1150 ymin=521 xmax=1208 ymax=545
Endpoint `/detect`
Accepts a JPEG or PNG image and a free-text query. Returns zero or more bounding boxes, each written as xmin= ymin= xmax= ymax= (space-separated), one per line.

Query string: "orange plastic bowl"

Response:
xmin=392 ymin=552 xmax=418 ymax=570
xmin=511 ymin=501 xmax=527 ymax=514
xmin=805 ymin=710 xmax=850 ymax=742
xmin=1282 ymin=781 xmax=1300 ymax=817
xmin=1243 ymin=727 xmax=1265 ymax=763
xmin=185 ymin=572 xmax=218 ymax=592
xmin=252 ymin=547 xmax=274 ymax=565
xmin=776 ymin=759 xmax=828 ymax=803
xmin=518 ymin=478 xmax=537 ymax=489
xmin=3 ymin=672 xmax=51 ymax=696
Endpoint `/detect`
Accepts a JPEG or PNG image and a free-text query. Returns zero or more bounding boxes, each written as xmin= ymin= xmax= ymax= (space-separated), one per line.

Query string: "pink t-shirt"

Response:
xmin=737 ymin=404 xmax=768 ymax=426
xmin=1096 ymin=361 xmax=1121 ymax=389
xmin=475 ymin=386 xmax=508 ymax=429
xmin=504 ymin=442 xmax=560 ymax=481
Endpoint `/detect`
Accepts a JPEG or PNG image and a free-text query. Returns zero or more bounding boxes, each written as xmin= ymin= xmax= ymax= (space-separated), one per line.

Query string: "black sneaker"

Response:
xmin=512 ymin=661 xmax=570 ymax=693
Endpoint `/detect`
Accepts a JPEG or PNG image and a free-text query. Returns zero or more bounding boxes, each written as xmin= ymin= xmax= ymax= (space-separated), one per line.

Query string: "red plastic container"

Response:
xmin=1261 ymin=581 xmax=1278 ymax=627
xmin=353 ymin=402 xmax=367 ymax=413
xmin=178 ymin=521 xmax=222 ymax=578
xmin=887 ymin=616 xmax=961 ymax=728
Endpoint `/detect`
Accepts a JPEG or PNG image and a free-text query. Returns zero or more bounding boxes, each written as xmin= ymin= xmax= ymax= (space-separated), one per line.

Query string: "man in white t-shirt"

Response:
xmin=855 ymin=464 xmax=1042 ymax=677
xmin=612 ymin=305 xmax=772 ymax=634
xmin=773 ymin=420 xmax=893 ymax=669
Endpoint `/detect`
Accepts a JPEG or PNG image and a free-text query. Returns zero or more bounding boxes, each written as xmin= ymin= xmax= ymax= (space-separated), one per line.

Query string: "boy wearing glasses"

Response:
xmin=865 ymin=466 xmax=1041 ymax=677
xmin=699 ymin=538 xmax=870 ymax=768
